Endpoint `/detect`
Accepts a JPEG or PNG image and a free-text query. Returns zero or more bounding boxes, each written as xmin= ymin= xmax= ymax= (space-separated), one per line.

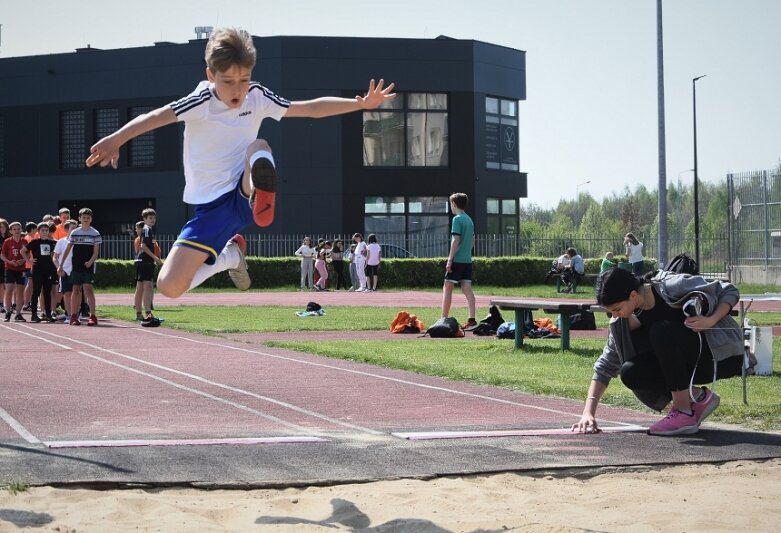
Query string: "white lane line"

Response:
xmin=15 ymin=325 xmax=383 ymax=436
xmin=46 ymin=436 xmax=326 ymax=449
xmin=392 ymin=425 xmax=648 ymax=440
xmin=74 ymin=349 xmax=313 ymax=432
xmin=0 ymin=324 xmax=62 ymax=444
xmin=0 ymin=323 xmax=72 ymax=350
xmin=135 ymin=327 xmax=639 ymax=426
xmin=0 ymin=406 xmax=42 ymax=444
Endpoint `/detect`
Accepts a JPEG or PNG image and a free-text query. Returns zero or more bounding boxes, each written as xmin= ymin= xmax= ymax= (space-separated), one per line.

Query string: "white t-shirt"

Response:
xmin=54 ymin=237 xmax=73 ymax=275
xmin=366 ymin=243 xmax=381 ymax=266
xmin=170 ymin=81 xmax=290 ymax=205
xmin=354 ymin=241 xmax=367 ymax=263
xmin=627 ymin=242 xmax=644 ymax=263
xmin=295 ymin=244 xmax=316 ymax=260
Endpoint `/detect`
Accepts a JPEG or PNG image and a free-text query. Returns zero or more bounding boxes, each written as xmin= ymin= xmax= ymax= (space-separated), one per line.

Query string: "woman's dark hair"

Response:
xmin=595 ymin=267 xmax=642 ymax=306
xmin=367 ymin=233 xmax=377 ymax=244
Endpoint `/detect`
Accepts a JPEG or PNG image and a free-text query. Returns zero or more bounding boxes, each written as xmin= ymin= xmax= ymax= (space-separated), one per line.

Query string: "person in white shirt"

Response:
xmin=624 ymin=232 xmax=645 ymax=276
xmin=52 ymin=219 xmax=76 ymax=321
xmin=365 ymin=234 xmax=382 ymax=291
xmin=86 ymin=27 xmax=395 ymax=299
xmin=352 ymin=233 xmax=368 ymax=291
xmin=294 ymin=237 xmax=316 ymax=290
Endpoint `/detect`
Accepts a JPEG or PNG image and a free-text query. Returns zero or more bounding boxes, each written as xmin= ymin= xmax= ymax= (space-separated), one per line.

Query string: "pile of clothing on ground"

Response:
xmin=471 ymin=305 xmax=561 ymax=339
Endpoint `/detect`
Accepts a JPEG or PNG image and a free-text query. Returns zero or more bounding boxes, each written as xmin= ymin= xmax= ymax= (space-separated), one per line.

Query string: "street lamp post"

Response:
xmin=576 ymin=180 xmax=591 ymax=225
xmin=692 ymin=74 xmax=706 ymax=267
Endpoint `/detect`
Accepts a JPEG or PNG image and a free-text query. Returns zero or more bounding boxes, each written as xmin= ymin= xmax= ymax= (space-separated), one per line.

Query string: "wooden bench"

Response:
xmin=490 ymin=298 xmax=597 ymax=351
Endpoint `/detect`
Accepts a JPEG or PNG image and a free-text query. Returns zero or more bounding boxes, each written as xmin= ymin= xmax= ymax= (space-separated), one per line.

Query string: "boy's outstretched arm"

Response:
xmin=86 ymin=106 xmax=177 ymax=169
xmin=285 ymin=79 xmax=396 ymax=119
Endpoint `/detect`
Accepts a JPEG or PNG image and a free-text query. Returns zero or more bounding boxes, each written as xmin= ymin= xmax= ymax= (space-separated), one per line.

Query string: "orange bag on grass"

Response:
xmin=390 ymin=311 xmax=426 ymax=334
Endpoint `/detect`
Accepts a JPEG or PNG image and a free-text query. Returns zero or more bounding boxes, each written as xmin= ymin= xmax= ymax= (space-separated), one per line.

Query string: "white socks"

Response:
xmin=249 ymin=150 xmax=275 ymax=170
xmin=187 ymin=242 xmax=241 ymax=291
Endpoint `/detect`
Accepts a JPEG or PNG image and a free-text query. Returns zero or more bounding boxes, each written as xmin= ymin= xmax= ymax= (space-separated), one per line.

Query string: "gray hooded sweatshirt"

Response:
xmin=592 ymin=271 xmax=743 ymax=411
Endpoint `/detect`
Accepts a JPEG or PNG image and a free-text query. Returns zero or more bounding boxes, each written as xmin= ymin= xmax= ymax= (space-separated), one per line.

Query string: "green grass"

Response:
xmin=2 ymin=482 xmax=30 ymax=495
xmin=99 ymin=301 xmax=781 ymax=432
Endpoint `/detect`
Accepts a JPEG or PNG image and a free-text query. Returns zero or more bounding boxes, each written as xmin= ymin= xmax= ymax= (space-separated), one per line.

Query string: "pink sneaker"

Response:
xmin=691 ymin=387 xmax=720 ymax=427
xmin=647 ymin=408 xmax=699 ymax=436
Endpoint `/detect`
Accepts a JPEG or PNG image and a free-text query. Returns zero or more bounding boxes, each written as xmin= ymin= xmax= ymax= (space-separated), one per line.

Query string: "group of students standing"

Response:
xmin=295 ymin=232 xmax=381 ymax=292
xmin=0 ymin=207 xmax=100 ymax=326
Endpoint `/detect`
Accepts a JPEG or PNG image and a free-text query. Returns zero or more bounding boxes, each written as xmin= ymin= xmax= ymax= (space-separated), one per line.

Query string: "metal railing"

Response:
xmin=100 ymin=233 xmax=730 ymax=273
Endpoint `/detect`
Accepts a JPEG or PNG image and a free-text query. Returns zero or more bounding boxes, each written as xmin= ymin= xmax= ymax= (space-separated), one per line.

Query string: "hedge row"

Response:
xmin=94 ymin=257 xmax=655 ymax=289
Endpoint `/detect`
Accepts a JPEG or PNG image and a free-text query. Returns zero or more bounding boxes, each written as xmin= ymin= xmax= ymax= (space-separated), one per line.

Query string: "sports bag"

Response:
xmin=390 ymin=311 xmax=426 ymax=334
xmin=664 ymin=253 xmax=699 ymax=275
xmin=568 ymin=309 xmax=597 ymax=330
xmin=425 ymin=317 xmax=464 ymax=338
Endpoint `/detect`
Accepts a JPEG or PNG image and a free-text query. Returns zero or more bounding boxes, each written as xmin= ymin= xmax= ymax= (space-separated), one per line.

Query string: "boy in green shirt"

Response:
xmin=441 ymin=193 xmax=476 ymax=329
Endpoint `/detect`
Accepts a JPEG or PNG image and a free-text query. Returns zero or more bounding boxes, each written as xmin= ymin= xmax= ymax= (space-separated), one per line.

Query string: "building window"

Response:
xmin=364 ymin=195 xmax=450 ymax=256
xmin=94 ymin=108 xmax=120 ymax=143
xmin=484 ymin=96 xmax=519 ymax=171
xmin=363 ymin=93 xmax=448 ymax=168
xmin=486 ymin=197 xmax=518 ymax=234
xmin=60 ymin=110 xmax=86 ymax=169
xmin=128 ymin=106 xmax=155 ymax=167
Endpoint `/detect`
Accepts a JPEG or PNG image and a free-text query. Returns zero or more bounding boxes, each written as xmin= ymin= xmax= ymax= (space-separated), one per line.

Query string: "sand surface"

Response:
xmin=1 ymin=459 xmax=779 ymax=532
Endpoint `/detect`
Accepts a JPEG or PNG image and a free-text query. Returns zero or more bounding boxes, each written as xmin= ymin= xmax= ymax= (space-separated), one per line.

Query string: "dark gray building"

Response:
xmin=0 ymin=35 xmax=526 ymax=246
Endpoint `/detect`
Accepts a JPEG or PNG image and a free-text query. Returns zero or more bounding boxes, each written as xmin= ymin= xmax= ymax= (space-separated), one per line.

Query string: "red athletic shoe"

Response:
xmin=87 ymin=314 xmax=98 ymax=326
xmin=69 ymin=314 xmax=81 ymax=326
xmin=249 ymin=157 xmax=277 ymax=227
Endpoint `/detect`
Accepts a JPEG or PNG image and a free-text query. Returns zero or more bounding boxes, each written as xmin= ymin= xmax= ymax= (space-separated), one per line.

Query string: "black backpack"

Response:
xmin=472 ymin=305 xmax=505 ymax=336
xmin=425 ymin=317 xmax=464 ymax=338
xmin=569 ymin=310 xmax=597 ymax=330
xmin=664 ymin=253 xmax=699 ymax=275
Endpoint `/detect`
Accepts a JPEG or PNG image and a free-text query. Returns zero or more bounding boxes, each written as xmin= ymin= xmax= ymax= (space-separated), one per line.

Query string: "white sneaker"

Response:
xmin=226 ymin=234 xmax=251 ymax=291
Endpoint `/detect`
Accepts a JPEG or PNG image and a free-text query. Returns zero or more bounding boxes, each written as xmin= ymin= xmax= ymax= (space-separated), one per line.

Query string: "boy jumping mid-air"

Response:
xmin=86 ymin=27 xmax=395 ymax=298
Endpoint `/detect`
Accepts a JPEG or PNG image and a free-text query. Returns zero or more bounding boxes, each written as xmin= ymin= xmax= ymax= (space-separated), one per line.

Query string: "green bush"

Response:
xmin=93 ymin=255 xmax=650 ymax=289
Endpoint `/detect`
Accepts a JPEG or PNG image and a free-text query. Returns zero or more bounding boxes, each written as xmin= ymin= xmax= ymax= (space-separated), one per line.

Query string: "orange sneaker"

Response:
xmin=227 ymin=234 xmax=251 ymax=291
xmin=249 ymin=157 xmax=277 ymax=227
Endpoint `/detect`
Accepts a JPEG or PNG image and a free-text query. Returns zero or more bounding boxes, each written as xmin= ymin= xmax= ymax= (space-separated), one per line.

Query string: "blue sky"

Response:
xmin=2 ymin=0 xmax=779 ymax=207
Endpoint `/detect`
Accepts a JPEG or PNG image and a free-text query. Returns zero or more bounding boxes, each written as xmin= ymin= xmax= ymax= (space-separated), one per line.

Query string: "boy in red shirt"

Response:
xmin=1 ymin=222 xmax=28 ymax=322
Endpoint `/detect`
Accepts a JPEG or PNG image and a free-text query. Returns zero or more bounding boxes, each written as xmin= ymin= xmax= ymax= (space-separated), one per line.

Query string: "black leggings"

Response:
xmin=621 ymin=320 xmax=743 ymax=393
xmin=331 ymin=260 xmax=348 ymax=290
xmin=31 ymin=271 xmax=54 ymax=316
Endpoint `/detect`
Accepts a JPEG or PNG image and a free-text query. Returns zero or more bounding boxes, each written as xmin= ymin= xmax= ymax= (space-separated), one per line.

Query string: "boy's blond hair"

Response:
xmin=205 ymin=28 xmax=256 ymax=74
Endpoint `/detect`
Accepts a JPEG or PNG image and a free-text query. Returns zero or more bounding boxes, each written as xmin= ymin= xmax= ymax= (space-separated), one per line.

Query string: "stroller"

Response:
xmin=543 ymin=260 xmax=563 ymax=284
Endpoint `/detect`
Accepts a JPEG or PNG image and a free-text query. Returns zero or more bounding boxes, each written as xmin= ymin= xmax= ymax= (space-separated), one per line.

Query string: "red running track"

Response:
xmin=0 ymin=318 xmax=657 ymax=449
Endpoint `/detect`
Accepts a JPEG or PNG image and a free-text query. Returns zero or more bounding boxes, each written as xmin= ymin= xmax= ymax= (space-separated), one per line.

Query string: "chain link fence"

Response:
xmin=727 ymin=168 xmax=781 ymax=285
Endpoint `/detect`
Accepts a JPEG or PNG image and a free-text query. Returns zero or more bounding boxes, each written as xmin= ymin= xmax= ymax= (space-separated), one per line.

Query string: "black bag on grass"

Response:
xmin=425 ymin=317 xmax=464 ymax=338
xmin=472 ymin=305 xmax=505 ymax=336
xmin=569 ymin=310 xmax=596 ymax=330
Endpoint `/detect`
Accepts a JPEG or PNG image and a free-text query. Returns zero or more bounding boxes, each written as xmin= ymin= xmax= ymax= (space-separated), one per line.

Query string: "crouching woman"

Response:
xmin=572 ymin=267 xmax=745 ymax=436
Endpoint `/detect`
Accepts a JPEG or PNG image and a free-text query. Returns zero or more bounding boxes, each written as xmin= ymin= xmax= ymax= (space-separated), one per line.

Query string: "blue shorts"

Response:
xmin=445 ymin=262 xmax=473 ymax=284
xmin=175 ymin=180 xmax=253 ymax=265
